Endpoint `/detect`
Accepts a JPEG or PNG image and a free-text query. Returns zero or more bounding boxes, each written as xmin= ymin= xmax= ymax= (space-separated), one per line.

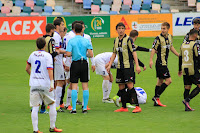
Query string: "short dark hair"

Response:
xmin=74 ymin=23 xmax=83 ymax=33
xmin=116 ymin=22 xmax=125 ymax=30
xmin=162 ymin=22 xmax=170 ymax=29
xmin=189 ymin=29 xmax=198 ymax=36
xmin=72 ymin=21 xmax=80 ymax=30
xmin=53 ymin=18 xmax=63 ymax=27
xmin=193 ymin=18 xmax=200 ymax=24
xmin=56 ymin=17 xmax=63 ymax=21
xmin=78 ymin=20 xmax=84 ymax=25
xmin=36 ymin=37 xmax=46 ymax=49
xmin=129 ymin=30 xmax=138 ymax=38
xmin=46 ymin=23 xmax=55 ymax=33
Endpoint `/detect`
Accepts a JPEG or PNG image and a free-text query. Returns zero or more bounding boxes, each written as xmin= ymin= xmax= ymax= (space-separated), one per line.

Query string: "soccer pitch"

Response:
xmin=1 ymin=36 xmax=200 ymax=133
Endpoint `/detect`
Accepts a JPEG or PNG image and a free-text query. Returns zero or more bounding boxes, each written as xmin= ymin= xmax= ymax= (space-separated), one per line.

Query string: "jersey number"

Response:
xmin=184 ymin=50 xmax=189 ymax=62
xmin=35 ymin=60 xmax=41 ymax=73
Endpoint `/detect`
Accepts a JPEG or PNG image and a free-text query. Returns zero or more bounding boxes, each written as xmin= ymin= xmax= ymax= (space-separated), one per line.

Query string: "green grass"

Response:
xmin=1 ymin=36 xmax=200 ymax=133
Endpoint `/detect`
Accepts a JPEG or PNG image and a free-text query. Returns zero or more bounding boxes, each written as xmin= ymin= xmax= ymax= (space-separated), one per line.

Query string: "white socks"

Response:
xmin=102 ymin=80 xmax=109 ymax=99
xmin=66 ymin=88 xmax=72 ymax=107
xmin=31 ymin=106 xmax=39 ymax=132
xmin=55 ymin=86 xmax=62 ymax=108
xmin=108 ymin=81 xmax=112 ymax=98
xmin=49 ymin=103 xmax=57 ymax=129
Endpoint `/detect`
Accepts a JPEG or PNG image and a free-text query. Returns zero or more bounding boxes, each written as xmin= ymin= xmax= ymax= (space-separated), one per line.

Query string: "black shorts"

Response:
xmin=183 ymin=73 xmax=200 ymax=85
xmin=156 ymin=65 xmax=171 ymax=79
xmin=70 ymin=60 xmax=89 ymax=83
xmin=116 ymin=68 xmax=135 ymax=84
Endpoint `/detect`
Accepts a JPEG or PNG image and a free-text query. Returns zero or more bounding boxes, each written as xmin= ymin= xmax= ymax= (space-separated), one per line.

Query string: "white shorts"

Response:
xmin=65 ymin=71 xmax=70 ymax=80
xmin=95 ymin=58 xmax=108 ymax=76
xmin=54 ymin=64 xmax=65 ymax=80
xmin=30 ymin=86 xmax=55 ymax=107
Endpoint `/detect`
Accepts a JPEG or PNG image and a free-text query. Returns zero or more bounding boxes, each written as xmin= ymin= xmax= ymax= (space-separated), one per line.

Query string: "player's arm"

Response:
xmin=150 ymin=37 xmax=159 ymax=69
xmin=138 ymin=59 xmax=146 ymax=71
xmin=106 ymin=53 xmax=116 ymax=73
xmin=66 ymin=40 xmax=72 ymax=57
xmin=170 ymin=46 xmax=179 ymax=57
xmin=25 ymin=63 xmax=31 ymax=75
xmin=136 ymin=46 xmax=152 ymax=52
xmin=48 ymin=69 xmax=54 ymax=92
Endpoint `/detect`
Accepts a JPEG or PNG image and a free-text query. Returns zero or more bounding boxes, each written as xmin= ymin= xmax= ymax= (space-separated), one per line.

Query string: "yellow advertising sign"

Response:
xmin=110 ymin=14 xmax=173 ymax=38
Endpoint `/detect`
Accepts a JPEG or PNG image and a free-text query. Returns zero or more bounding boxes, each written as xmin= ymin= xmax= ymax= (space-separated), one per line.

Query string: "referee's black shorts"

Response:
xmin=70 ymin=60 xmax=89 ymax=83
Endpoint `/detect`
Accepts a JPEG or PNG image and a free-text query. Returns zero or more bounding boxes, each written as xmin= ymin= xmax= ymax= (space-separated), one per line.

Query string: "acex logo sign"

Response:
xmin=0 ymin=17 xmax=46 ymax=40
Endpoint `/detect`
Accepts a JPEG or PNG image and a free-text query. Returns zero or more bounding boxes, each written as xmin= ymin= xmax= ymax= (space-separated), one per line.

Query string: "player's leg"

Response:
xmin=65 ymin=81 xmax=72 ymax=110
xmin=82 ymin=82 xmax=89 ymax=113
xmin=55 ymin=80 xmax=65 ymax=112
xmin=32 ymin=106 xmax=40 ymax=132
xmin=102 ymin=75 xmax=114 ymax=103
xmin=60 ymin=80 xmax=67 ymax=108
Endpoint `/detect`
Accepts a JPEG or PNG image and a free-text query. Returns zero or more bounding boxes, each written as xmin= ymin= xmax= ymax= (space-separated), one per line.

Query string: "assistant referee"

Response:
xmin=66 ymin=23 xmax=93 ymax=114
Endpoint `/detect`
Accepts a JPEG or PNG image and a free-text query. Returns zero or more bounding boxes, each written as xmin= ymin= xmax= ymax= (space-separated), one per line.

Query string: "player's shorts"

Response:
xmin=54 ymin=64 xmax=65 ymax=80
xmin=95 ymin=58 xmax=109 ymax=76
xmin=70 ymin=60 xmax=89 ymax=83
xmin=183 ymin=74 xmax=200 ymax=85
xmin=65 ymin=71 xmax=70 ymax=80
xmin=116 ymin=68 xmax=135 ymax=84
xmin=156 ymin=65 xmax=171 ymax=79
xmin=134 ymin=87 xmax=147 ymax=104
xmin=30 ymin=86 xmax=55 ymax=107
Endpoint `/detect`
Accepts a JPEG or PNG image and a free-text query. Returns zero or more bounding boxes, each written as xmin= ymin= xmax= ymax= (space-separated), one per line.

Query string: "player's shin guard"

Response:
xmin=186 ymin=87 xmax=200 ymax=102
xmin=184 ymin=88 xmax=190 ymax=99
xmin=32 ymin=106 xmax=39 ymax=132
xmin=49 ymin=103 xmax=57 ymax=129
xmin=83 ymin=90 xmax=89 ymax=110
xmin=102 ymin=80 xmax=109 ymax=99
xmin=107 ymin=81 xmax=112 ymax=98
xmin=121 ymin=89 xmax=127 ymax=108
xmin=129 ymin=88 xmax=139 ymax=106
xmin=55 ymin=86 xmax=62 ymax=108
xmin=154 ymin=85 xmax=160 ymax=98
xmin=71 ymin=90 xmax=77 ymax=111
xmin=157 ymin=83 xmax=168 ymax=97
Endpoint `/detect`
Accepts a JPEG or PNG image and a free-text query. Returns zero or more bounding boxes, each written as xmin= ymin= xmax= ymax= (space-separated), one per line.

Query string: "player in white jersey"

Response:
xmin=52 ymin=18 xmax=66 ymax=112
xmin=26 ymin=37 xmax=62 ymax=133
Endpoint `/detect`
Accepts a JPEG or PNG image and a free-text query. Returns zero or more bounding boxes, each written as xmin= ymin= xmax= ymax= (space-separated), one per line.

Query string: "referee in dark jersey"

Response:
xmin=107 ymin=22 xmax=142 ymax=113
xmin=66 ymin=23 xmax=93 ymax=114
xmin=149 ymin=22 xmax=179 ymax=107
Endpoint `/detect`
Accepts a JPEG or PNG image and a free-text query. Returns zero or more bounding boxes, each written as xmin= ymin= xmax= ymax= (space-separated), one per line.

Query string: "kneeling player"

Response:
xmin=26 ymin=37 xmax=62 ymax=133
xmin=179 ymin=29 xmax=200 ymax=111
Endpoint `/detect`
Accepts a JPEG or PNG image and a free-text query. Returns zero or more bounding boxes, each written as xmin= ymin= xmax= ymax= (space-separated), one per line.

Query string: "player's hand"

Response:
xmin=49 ymin=87 xmax=54 ymax=92
xmin=136 ymin=66 xmax=141 ymax=74
xmin=143 ymin=66 xmax=146 ymax=71
xmin=178 ymin=71 xmax=182 ymax=77
xmin=106 ymin=66 xmax=111 ymax=73
xmin=91 ymin=65 xmax=95 ymax=72
xmin=149 ymin=60 xmax=153 ymax=69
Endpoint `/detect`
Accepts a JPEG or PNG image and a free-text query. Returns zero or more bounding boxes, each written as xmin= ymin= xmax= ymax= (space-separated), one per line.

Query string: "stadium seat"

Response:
xmin=142 ymin=4 xmax=150 ymax=11
xmin=130 ymin=10 xmax=139 ymax=14
xmin=113 ymin=0 xmax=122 ymax=6
xmin=20 ymin=12 xmax=29 ymax=16
xmin=25 ymin=0 xmax=34 ymax=9
xmin=197 ymin=2 xmax=200 ymax=12
xmin=133 ymin=0 xmax=142 ymax=6
xmin=52 ymin=11 xmax=61 ymax=15
xmin=75 ymin=0 xmax=83 ymax=3
xmin=160 ymin=9 xmax=170 ymax=13
xmin=109 ymin=10 xmax=118 ymax=14
xmin=101 ymin=4 xmax=110 ymax=12
xmin=46 ymin=0 xmax=55 ymax=9
xmin=62 ymin=12 xmax=71 ymax=15
xmin=119 ymin=10 xmax=129 ymax=14
xmin=111 ymin=4 xmax=121 ymax=12
xmin=162 ymin=4 xmax=170 ymax=10
xmin=55 ymin=6 xmax=63 ymax=13
xmin=1 ymin=6 xmax=10 ymax=14
xmin=121 ymin=4 xmax=130 ymax=11
xmin=152 ymin=3 xmax=160 ymax=11
xmin=15 ymin=0 xmax=24 ymax=9
xmin=132 ymin=4 xmax=140 ymax=11
xmin=99 ymin=10 xmax=109 ymax=14
xmin=154 ymin=0 xmax=162 ymax=4
xmin=188 ymin=0 xmax=196 ymax=7
xmin=0 ymin=13 xmax=6 ymax=16
xmin=12 ymin=6 xmax=21 ymax=15
xmin=171 ymin=9 xmax=179 ymax=12
xmin=4 ymin=1 xmax=13 ymax=10
xmin=41 ymin=12 xmax=51 ymax=15
xmin=91 ymin=4 xmax=100 ymax=14
xmin=93 ymin=0 xmax=101 ymax=7
xmin=151 ymin=10 xmax=159 ymax=13
xmin=103 ymin=0 xmax=112 ymax=5
xmin=30 ymin=12 xmax=40 ymax=16
xmin=44 ymin=6 xmax=53 ymax=13
xmin=34 ymin=6 xmax=42 ymax=13
xmin=23 ymin=6 xmax=32 ymax=14
xmin=140 ymin=10 xmax=149 ymax=13
xmin=143 ymin=0 xmax=152 ymax=5
xmin=83 ymin=0 xmax=91 ymax=9
xmin=36 ymin=0 xmax=45 ymax=8
xmin=123 ymin=0 xmax=132 ymax=7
